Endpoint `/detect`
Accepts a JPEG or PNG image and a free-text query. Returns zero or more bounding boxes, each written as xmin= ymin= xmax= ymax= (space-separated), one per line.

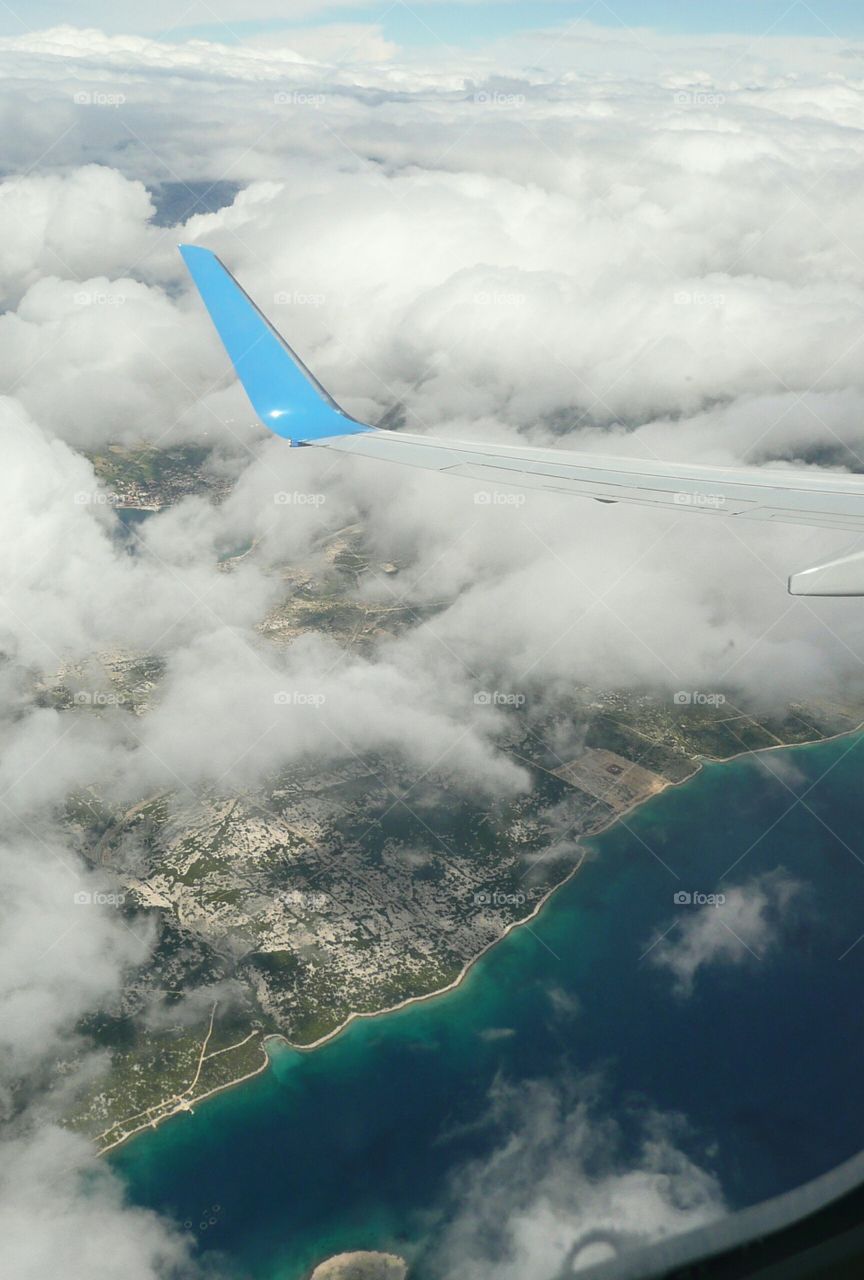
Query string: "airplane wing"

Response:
xmin=179 ymin=244 xmax=864 ymax=598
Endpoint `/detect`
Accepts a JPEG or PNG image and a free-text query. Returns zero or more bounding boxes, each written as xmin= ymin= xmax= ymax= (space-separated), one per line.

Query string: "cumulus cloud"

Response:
xmin=0 ymin=167 xmax=156 ymax=306
xmin=649 ymin=871 xmax=805 ymax=996
xmin=432 ymin=1074 xmax=725 ymax=1279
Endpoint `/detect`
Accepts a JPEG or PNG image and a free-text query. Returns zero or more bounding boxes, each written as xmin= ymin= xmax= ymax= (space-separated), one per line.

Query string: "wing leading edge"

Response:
xmin=179 ymin=244 xmax=864 ymax=597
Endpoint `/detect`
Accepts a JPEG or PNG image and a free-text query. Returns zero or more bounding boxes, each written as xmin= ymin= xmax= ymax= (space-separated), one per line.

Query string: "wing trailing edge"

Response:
xmin=180 ymin=245 xmax=864 ymax=597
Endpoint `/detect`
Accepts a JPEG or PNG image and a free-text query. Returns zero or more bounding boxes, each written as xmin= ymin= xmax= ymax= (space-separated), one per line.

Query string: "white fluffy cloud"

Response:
xmin=0 ymin=1127 xmax=198 ymax=1280
xmin=0 ymin=401 xmax=275 ymax=669
xmin=0 ymin=834 xmax=152 ymax=1097
xmin=649 ymin=871 xmax=804 ymax=996
xmin=0 ymin=167 xmax=156 ymax=306
xmin=433 ymin=1075 xmax=725 ymax=1279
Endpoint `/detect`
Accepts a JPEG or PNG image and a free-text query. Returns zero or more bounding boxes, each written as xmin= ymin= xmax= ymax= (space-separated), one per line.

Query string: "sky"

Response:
xmin=2 ymin=6 xmax=864 ymax=1280
xmin=4 ymin=1 xmax=864 ymax=43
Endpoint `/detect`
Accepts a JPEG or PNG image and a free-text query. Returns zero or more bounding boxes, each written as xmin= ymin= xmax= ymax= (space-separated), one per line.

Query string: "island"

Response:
xmin=310 ymin=1252 xmax=407 ymax=1279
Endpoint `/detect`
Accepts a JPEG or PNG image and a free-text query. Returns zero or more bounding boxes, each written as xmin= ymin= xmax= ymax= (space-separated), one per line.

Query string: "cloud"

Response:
xmin=0 ymin=167 xmax=156 ymax=306
xmin=0 ymin=824 xmax=186 ymax=1279
xmin=0 ymin=1127 xmax=199 ymax=1280
xmin=0 ymin=401 xmax=275 ymax=669
xmin=0 ymin=833 xmax=152 ymax=1104
xmin=649 ymin=871 xmax=805 ymax=996
xmin=432 ymin=1074 xmax=725 ymax=1279
xmin=136 ymin=625 xmax=527 ymax=797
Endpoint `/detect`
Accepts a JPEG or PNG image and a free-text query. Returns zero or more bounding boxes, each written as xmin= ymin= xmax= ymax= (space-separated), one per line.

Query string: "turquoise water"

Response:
xmin=115 ymin=734 xmax=864 ymax=1278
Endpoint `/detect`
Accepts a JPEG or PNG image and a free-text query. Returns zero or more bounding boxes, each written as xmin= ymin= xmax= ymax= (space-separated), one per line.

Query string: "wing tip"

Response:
xmin=788 ymin=545 xmax=864 ymax=597
xmin=178 ymin=242 xmax=373 ymax=445
xmin=178 ymin=242 xmax=221 ymax=270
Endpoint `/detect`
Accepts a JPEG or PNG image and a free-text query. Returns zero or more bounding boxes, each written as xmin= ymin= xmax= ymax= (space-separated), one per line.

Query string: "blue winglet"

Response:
xmin=179 ymin=244 xmax=372 ymax=444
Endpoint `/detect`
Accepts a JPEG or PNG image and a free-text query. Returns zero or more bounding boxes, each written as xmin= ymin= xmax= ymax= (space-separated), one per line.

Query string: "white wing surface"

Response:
xmin=180 ymin=244 xmax=864 ymax=598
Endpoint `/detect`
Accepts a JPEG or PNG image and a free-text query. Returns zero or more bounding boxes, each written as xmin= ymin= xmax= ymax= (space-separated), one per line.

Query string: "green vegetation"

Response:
xmin=88 ymin=444 xmax=216 ymax=506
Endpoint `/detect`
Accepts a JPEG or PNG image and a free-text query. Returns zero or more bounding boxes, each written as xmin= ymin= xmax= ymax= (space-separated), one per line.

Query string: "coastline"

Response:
xmin=270 ymin=844 xmax=590 ymax=1056
xmin=98 ymin=1046 xmax=272 ymax=1157
xmin=278 ymin=715 xmax=864 ymax=1056
xmin=102 ymin=719 xmax=864 ymax=1156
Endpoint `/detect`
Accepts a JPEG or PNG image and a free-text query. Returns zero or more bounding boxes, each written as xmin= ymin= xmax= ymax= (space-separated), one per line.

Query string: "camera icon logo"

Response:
xmin=673 ymin=891 xmax=692 ymax=906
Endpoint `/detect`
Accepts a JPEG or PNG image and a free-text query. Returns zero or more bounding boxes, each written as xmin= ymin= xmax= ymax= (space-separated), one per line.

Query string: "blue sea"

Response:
xmin=114 ymin=733 xmax=864 ymax=1278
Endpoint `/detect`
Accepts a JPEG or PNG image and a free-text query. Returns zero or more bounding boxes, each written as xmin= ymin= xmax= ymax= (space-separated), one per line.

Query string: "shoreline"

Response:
xmin=275 ymin=715 xmax=864 ymax=1057
xmin=99 ymin=1047 xmax=272 ymax=1157
xmin=102 ymin=719 xmax=864 ymax=1156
